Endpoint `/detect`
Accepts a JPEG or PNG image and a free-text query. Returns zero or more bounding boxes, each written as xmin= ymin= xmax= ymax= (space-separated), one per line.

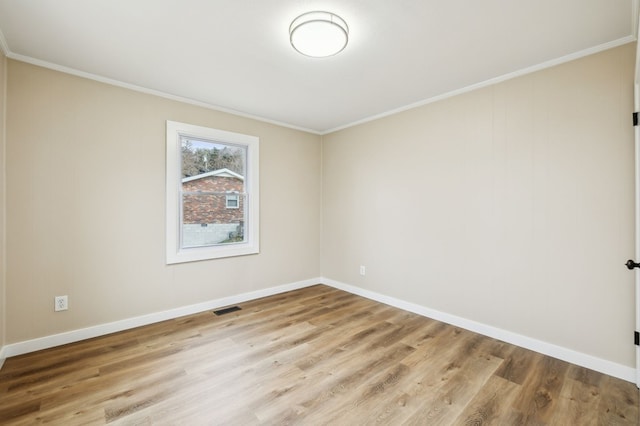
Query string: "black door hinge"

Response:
xmin=635 ymin=331 xmax=639 ymax=346
xmin=634 ymin=112 xmax=638 ymax=126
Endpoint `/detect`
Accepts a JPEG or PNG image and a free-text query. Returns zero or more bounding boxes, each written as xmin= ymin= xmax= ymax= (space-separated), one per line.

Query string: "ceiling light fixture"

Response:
xmin=289 ymin=11 xmax=349 ymax=58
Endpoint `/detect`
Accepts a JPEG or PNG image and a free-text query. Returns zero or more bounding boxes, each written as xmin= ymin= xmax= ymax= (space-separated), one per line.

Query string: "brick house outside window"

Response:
xmin=181 ymin=168 xmax=245 ymax=246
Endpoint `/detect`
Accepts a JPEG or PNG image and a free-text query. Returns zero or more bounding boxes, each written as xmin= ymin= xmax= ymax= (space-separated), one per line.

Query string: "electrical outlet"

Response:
xmin=360 ymin=265 xmax=366 ymax=276
xmin=55 ymin=295 xmax=68 ymax=312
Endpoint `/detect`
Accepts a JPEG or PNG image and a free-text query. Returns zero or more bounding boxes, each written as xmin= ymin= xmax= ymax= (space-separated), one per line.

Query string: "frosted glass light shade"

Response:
xmin=290 ymin=11 xmax=348 ymax=58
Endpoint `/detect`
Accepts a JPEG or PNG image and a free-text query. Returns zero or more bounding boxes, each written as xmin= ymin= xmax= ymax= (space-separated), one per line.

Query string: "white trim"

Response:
xmin=323 ymin=36 xmax=637 ymax=135
xmin=1 ymin=278 xmax=320 ymax=359
xmin=634 ymin=0 xmax=640 ymax=39
xmin=225 ymin=193 xmax=240 ymax=209
xmin=1 ymin=36 xmax=635 ymax=136
xmin=182 ymin=168 xmax=244 ymax=183
xmin=1 ymin=276 xmax=636 ymax=383
xmin=0 ymin=37 xmax=6 ymax=373
xmin=634 ymin=35 xmax=640 ymax=388
xmin=0 ymin=27 xmax=8 ymax=57
xmin=166 ymin=120 xmax=259 ymax=264
xmin=320 ymin=277 xmax=636 ymax=384
xmin=4 ymin=52 xmax=322 ymax=135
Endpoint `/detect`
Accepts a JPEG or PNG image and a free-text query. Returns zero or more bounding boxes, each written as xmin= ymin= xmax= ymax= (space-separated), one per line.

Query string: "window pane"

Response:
xmin=181 ymin=136 xmax=246 ymax=183
xmin=180 ymin=136 xmax=247 ymax=248
xmin=181 ymin=193 xmax=247 ymax=248
xmin=166 ymin=120 xmax=259 ymax=264
xmin=226 ymin=194 xmax=239 ymax=208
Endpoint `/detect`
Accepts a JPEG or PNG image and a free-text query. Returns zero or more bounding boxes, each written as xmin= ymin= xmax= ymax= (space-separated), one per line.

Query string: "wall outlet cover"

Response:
xmin=55 ymin=295 xmax=68 ymax=312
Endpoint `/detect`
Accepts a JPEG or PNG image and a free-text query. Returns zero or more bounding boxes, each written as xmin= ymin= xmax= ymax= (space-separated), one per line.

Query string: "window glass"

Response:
xmin=180 ymin=137 xmax=246 ymax=248
xmin=166 ymin=121 xmax=259 ymax=264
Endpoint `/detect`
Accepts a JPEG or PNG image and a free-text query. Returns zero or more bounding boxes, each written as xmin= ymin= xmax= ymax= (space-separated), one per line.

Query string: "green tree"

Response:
xmin=181 ymin=142 xmax=245 ymax=178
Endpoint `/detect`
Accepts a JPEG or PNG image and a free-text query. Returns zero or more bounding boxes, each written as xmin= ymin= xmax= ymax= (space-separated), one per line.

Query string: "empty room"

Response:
xmin=0 ymin=0 xmax=639 ymax=424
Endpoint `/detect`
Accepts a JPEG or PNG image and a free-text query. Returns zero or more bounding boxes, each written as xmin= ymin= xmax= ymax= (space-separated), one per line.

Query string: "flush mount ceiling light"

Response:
xmin=289 ymin=11 xmax=349 ymax=58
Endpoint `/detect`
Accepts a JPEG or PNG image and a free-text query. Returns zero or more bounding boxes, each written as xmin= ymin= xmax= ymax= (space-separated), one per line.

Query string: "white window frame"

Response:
xmin=225 ymin=192 xmax=240 ymax=209
xmin=166 ymin=120 xmax=259 ymax=264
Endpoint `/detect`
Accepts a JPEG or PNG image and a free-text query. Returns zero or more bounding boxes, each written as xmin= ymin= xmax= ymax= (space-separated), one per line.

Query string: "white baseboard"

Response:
xmin=2 ymin=276 xmax=635 ymax=384
xmin=321 ymin=277 xmax=636 ymax=384
xmin=2 ymin=277 xmax=321 ymax=359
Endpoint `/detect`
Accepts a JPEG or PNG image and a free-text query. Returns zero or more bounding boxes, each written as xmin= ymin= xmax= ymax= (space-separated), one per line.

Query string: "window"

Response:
xmin=166 ymin=121 xmax=259 ymax=264
xmin=226 ymin=193 xmax=239 ymax=209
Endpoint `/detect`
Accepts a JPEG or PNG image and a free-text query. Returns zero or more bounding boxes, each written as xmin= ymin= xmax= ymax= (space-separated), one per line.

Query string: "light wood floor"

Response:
xmin=0 ymin=285 xmax=638 ymax=425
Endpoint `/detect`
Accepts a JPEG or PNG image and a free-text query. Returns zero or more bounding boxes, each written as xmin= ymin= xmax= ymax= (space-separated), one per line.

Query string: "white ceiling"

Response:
xmin=0 ymin=1 xmax=637 ymax=134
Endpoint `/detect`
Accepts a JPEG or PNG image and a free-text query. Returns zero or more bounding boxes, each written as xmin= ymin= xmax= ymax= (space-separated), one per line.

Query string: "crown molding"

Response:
xmin=0 ymin=27 xmax=9 ymax=57
xmin=4 ymin=51 xmax=322 ymax=135
xmin=634 ymin=0 xmax=639 ymax=38
xmin=323 ymin=36 xmax=637 ymax=135
xmin=0 ymin=26 xmax=636 ymax=137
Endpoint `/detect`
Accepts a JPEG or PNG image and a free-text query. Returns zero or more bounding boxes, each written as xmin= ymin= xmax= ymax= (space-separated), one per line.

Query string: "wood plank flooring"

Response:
xmin=0 ymin=284 xmax=637 ymax=425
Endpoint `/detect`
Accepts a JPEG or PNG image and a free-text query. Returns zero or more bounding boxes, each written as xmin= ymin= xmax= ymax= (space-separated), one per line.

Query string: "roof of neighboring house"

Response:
xmin=182 ymin=168 xmax=244 ymax=183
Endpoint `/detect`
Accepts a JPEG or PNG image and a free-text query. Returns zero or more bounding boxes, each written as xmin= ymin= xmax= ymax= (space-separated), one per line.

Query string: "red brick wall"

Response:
xmin=182 ymin=176 xmax=244 ymax=224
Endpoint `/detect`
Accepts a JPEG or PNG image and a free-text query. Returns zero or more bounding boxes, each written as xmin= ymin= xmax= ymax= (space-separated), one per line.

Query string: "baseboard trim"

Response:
xmin=2 ymin=278 xmax=321 ymax=359
xmin=0 ymin=345 xmax=6 ymax=370
xmin=3 ymin=277 xmax=635 ymax=383
xmin=321 ymin=277 xmax=636 ymax=384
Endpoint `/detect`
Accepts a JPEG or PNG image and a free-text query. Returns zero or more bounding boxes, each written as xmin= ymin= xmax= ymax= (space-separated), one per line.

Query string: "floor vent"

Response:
xmin=213 ymin=306 xmax=242 ymax=316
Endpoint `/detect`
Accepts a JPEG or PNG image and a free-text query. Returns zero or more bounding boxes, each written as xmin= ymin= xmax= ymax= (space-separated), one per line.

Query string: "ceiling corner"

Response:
xmin=0 ymin=28 xmax=9 ymax=57
xmin=634 ymin=0 xmax=640 ymax=38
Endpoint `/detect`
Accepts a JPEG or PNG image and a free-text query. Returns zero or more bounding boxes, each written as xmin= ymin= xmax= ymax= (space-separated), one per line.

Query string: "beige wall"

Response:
xmin=322 ymin=43 xmax=636 ymax=367
xmin=5 ymin=60 xmax=321 ymax=343
xmin=2 ymin=43 xmax=637 ymax=371
xmin=0 ymin=51 xmax=6 ymax=352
